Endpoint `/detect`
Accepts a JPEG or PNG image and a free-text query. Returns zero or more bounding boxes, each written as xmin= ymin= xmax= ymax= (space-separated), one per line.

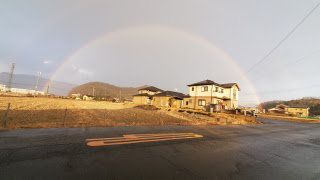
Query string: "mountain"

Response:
xmin=259 ymin=97 xmax=320 ymax=116
xmin=68 ymin=82 xmax=148 ymax=99
xmin=0 ymin=72 xmax=78 ymax=96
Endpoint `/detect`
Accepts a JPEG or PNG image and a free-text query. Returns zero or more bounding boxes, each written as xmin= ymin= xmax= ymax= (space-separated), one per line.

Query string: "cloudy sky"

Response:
xmin=1 ymin=0 xmax=320 ymax=106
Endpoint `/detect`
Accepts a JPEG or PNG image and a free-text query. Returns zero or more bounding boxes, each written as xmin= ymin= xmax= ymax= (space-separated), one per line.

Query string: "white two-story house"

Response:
xmin=183 ymin=80 xmax=240 ymax=110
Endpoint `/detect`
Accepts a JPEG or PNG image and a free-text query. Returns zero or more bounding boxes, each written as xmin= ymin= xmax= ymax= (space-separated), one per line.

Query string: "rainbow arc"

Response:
xmin=42 ymin=25 xmax=262 ymax=106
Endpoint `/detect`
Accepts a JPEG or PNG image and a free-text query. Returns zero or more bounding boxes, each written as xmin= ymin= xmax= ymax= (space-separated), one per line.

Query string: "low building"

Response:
xmin=133 ymin=86 xmax=163 ymax=104
xmin=83 ymin=95 xmax=95 ymax=101
xmin=0 ymin=85 xmax=44 ymax=95
xmin=71 ymin=93 xmax=81 ymax=99
xmin=269 ymin=104 xmax=309 ymax=117
xmin=133 ymin=93 xmax=153 ymax=104
xmin=286 ymin=105 xmax=309 ymax=117
xmin=152 ymin=91 xmax=185 ymax=108
xmin=0 ymin=84 xmax=6 ymax=91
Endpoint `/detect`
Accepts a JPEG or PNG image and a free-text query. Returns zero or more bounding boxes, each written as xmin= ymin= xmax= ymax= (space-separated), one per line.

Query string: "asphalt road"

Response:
xmin=1 ymin=118 xmax=320 ymax=180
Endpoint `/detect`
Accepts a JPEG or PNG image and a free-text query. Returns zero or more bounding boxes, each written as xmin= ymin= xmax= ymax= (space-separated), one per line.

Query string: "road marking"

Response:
xmin=86 ymin=133 xmax=203 ymax=146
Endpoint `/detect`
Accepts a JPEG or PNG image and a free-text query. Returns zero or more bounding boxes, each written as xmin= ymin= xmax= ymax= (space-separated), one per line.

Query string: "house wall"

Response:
xmin=188 ymin=85 xmax=239 ymax=101
xmin=186 ymin=84 xmax=240 ymax=110
xmin=223 ymin=100 xmax=231 ymax=109
xmin=230 ymin=86 xmax=239 ymax=100
xmin=133 ymin=96 xmax=148 ymax=104
xmin=233 ymin=100 xmax=239 ymax=108
xmin=153 ymin=96 xmax=170 ymax=106
xmin=152 ymin=96 xmax=182 ymax=107
xmin=287 ymin=108 xmax=309 ymax=117
xmin=183 ymin=96 xmax=223 ymax=109
xmin=189 ymin=85 xmax=213 ymax=97
xmin=83 ymin=96 xmax=94 ymax=101
xmin=172 ymin=99 xmax=182 ymax=108
xmin=183 ymin=96 xmax=239 ymax=110
xmin=221 ymin=100 xmax=238 ymax=109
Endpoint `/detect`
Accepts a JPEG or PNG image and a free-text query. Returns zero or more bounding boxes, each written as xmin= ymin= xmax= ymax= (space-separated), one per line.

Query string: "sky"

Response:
xmin=1 ymin=0 xmax=320 ymax=106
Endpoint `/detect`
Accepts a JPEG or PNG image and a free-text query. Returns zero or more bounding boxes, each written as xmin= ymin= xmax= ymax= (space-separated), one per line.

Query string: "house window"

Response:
xmin=192 ymin=87 xmax=194 ymax=91
xmin=216 ymin=87 xmax=219 ymax=92
xmin=189 ymin=99 xmax=192 ymax=103
xmin=198 ymin=99 xmax=206 ymax=106
xmin=186 ymin=101 xmax=189 ymax=105
xmin=221 ymin=89 xmax=224 ymax=93
xmin=201 ymin=86 xmax=208 ymax=92
xmin=233 ymin=89 xmax=237 ymax=99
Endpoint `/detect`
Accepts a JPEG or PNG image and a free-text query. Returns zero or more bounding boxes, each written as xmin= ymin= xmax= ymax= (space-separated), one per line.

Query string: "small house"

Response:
xmin=269 ymin=104 xmax=309 ymax=117
xmin=83 ymin=95 xmax=95 ymax=101
xmin=152 ymin=91 xmax=185 ymax=108
xmin=133 ymin=86 xmax=163 ymax=104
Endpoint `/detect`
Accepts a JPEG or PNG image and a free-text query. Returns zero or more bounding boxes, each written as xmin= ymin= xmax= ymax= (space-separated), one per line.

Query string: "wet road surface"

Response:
xmin=1 ymin=118 xmax=320 ymax=179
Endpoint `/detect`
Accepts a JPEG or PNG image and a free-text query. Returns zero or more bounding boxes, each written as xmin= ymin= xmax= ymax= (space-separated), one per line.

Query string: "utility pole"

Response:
xmin=93 ymin=87 xmax=95 ymax=96
xmin=7 ymin=62 xmax=15 ymax=92
xmin=120 ymin=91 xmax=121 ymax=101
xmin=46 ymin=80 xmax=51 ymax=96
xmin=34 ymin=71 xmax=41 ymax=97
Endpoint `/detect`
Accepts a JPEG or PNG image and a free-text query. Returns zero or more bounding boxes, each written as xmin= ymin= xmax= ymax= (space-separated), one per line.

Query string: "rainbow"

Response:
xmin=43 ymin=25 xmax=262 ymax=106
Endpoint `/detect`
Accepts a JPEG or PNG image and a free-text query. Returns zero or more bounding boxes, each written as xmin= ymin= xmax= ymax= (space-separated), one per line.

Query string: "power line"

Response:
xmin=283 ymin=48 xmax=320 ymax=68
xmin=241 ymin=1 xmax=320 ymax=78
xmin=249 ymin=48 xmax=320 ymax=82
xmin=241 ymin=84 xmax=320 ymax=96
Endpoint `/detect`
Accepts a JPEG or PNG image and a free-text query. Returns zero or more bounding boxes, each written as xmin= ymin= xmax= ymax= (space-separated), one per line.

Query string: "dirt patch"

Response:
xmin=134 ymin=105 xmax=160 ymax=110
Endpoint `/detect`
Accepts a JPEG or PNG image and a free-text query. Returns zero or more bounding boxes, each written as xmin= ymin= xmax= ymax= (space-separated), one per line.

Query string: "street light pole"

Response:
xmin=34 ymin=71 xmax=41 ymax=97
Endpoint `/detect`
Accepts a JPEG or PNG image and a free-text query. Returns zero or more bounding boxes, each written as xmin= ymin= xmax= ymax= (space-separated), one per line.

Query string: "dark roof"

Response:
xmin=187 ymin=80 xmax=240 ymax=90
xmin=221 ymin=83 xmax=240 ymax=90
xmin=133 ymin=93 xmax=152 ymax=97
xmin=153 ymin=91 xmax=185 ymax=99
xmin=84 ymin=95 xmax=95 ymax=97
xmin=183 ymin=94 xmax=191 ymax=98
xmin=187 ymin=80 xmax=220 ymax=87
xmin=220 ymin=83 xmax=236 ymax=88
xmin=139 ymin=86 xmax=163 ymax=92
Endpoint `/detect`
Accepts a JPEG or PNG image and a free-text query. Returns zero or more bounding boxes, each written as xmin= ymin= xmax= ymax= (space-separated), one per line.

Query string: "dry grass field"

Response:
xmin=0 ymin=97 xmax=259 ymax=129
xmin=258 ymin=114 xmax=320 ymax=123
xmin=0 ymin=97 xmax=189 ymax=129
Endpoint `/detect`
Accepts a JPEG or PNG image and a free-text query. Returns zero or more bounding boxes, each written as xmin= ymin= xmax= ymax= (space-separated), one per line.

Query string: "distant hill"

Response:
xmin=0 ymin=72 xmax=78 ymax=96
xmin=68 ymin=82 xmax=149 ymax=99
xmin=260 ymin=97 xmax=320 ymax=116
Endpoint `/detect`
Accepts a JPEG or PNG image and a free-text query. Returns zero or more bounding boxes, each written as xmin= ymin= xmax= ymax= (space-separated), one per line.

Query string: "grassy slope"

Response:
xmin=68 ymin=82 xmax=149 ymax=99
